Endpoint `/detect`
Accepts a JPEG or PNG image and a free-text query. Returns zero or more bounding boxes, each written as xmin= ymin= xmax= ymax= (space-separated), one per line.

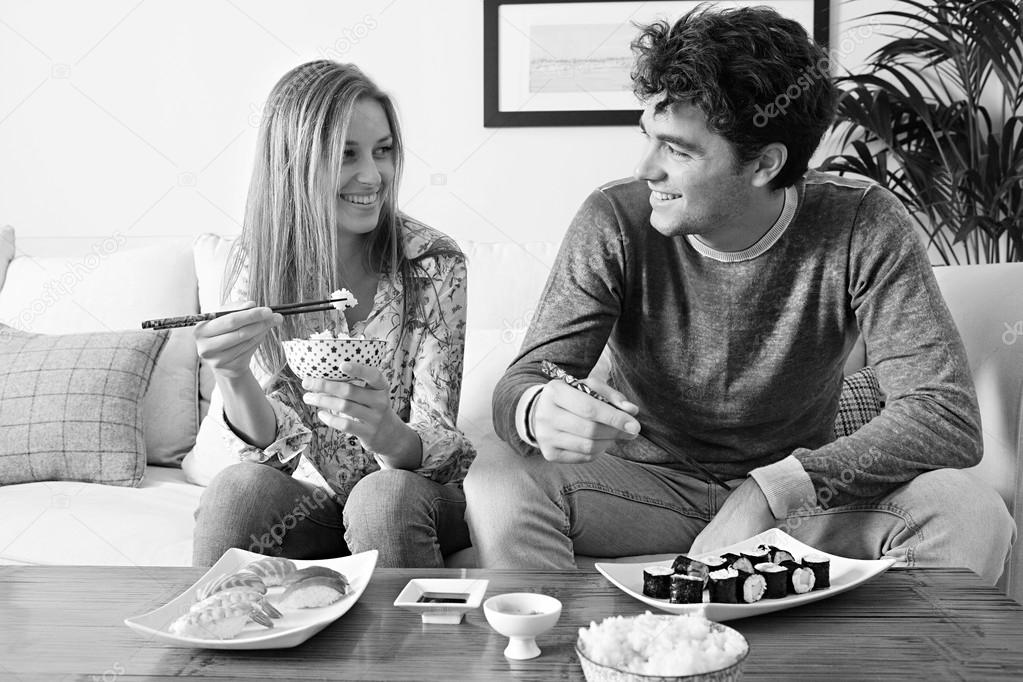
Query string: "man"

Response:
xmin=464 ymin=6 xmax=1014 ymax=582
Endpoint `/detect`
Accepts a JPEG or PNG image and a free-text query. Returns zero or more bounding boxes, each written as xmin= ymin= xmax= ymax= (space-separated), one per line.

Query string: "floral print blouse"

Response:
xmin=193 ymin=218 xmax=475 ymax=505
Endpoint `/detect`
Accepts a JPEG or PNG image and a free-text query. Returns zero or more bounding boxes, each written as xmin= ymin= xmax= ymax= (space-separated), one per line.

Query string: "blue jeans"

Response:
xmin=192 ymin=462 xmax=470 ymax=568
xmin=463 ymin=449 xmax=1016 ymax=584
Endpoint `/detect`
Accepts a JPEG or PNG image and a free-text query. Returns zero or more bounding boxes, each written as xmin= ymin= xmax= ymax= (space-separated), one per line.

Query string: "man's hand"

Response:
xmin=531 ymin=378 xmax=641 ymax=463
xmin=688 ymin=478 xmax=776 ymax=555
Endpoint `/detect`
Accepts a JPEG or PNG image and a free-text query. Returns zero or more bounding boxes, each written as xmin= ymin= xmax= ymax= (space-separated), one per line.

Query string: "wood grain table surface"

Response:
xmin=1 ymin=565 xmax=1022 ymax=681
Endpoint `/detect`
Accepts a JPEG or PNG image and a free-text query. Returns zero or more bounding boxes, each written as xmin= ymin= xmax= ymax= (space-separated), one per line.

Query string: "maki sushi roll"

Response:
xmin=669 ymin=573 xmax=704 ymax=604
xmin=707 ymin=568 xmax=739 ymax=604
xmin=671 ymin=554 xmax=710 ymax=586
xmin=701 ymin=555 xmax=730 ymax=573
xmin=742 ymin=548 xmax=770 ymax=567
xmin=754 ymin=562 xmax=788 ymax=599
xmin=671 ymin=554 xmax=700 ymax=573
xmin=779 ymin=559 xmax=816 ymax=594
xmin=642 ymin=566 xmax=674 ymax=599
xmin=802 ymin=553 xmax=831 ymax=589
xmin=763 ymin=545 xmax=795 ymax=565
xmin=728 ymin=554 xmax=755 ymax=574
xmin=720 ymin=552 xmax=743 ymax=566
xmin=672 ymin=554 xmax=709 ymax=574
xmin=791 ymin=566 xmax=816 ymax=594
xmin=735 ymin=570 xmax=767 ymax=603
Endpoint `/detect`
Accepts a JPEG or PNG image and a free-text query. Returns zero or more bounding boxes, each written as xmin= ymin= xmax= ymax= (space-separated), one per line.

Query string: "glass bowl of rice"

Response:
xmin=575 ymin=612 xmax=748 ymax=682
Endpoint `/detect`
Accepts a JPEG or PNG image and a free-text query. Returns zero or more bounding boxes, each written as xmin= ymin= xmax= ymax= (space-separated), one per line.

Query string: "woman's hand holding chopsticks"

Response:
xmin=194 ymin=302 xmax=282 ymax=381
xmin=194 ymin=302 xmax=282 ymax=448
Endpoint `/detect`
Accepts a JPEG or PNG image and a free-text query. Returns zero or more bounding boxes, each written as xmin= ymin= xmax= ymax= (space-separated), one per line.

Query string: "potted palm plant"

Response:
xmin=819 ymin=0 xmax=1023 ymax=264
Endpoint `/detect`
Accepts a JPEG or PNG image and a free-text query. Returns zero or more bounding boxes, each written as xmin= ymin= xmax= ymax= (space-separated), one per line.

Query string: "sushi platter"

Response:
xmin=124 ymin=548 xmax=378 ymax=649
xmin=595 ymin=528 xmax=896 ymax=622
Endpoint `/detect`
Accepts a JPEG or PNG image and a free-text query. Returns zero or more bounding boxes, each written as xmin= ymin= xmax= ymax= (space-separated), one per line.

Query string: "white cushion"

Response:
xmin=933 ymin=263 xmax=1023 ymax=509
xmin=192 ymin=232 xmax=237 ymax=313
xmin=0 ymin=225 xmax=14 ymax=290
xmin=460 ymin=329 xmax=519 ymax=460
xmin=191 ymin=233 xmax=239 ymax=428
xmin=0 ymin=236 xmax=197 ymax=333
xmin=457 ymin=241 xmax=558 ymax=454
xmin=459 ymin=240 xmax=558 ymax=331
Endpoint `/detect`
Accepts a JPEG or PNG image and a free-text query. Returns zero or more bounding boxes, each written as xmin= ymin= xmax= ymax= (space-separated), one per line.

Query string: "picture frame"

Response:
xmin=483 ymin=0 xmax=830 ymax=127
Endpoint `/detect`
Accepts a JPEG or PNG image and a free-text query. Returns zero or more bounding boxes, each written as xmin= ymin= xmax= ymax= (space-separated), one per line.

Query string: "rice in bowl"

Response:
xmin=576 ymin=612 xmax=748 ymax=681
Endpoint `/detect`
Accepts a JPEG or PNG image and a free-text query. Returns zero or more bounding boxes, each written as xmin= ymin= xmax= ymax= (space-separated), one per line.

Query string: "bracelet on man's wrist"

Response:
xmin=523 ymin=387 xmax=544 ymax=446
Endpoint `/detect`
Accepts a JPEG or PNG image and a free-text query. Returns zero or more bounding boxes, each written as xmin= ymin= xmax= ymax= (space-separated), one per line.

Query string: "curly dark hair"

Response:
xmin=631 ymin=4 xmax=837 ymax=189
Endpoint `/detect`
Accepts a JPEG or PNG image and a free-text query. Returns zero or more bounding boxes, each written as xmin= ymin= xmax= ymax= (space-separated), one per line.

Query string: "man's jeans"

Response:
xmin=193 ymin=462 xmax=470 ymax=568
xmin=464 ymin=449 xmax=1016 ymax=584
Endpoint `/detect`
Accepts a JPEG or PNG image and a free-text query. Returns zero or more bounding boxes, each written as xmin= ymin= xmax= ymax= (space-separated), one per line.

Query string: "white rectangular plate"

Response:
xmin=393 ymin=578 xmax=489 ymax=624
xmin=596 ymin=529 xmax=895 ymax=622
xmin=124 ymin=548 xmax=377 ymax=649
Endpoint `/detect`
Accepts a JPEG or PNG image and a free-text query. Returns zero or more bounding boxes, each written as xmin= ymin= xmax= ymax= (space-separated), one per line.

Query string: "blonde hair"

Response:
xmin=226 ymin=60 xmax=457 ymax=406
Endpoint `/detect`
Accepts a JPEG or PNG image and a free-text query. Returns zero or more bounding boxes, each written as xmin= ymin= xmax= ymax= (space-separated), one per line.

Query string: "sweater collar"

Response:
xmin=685 ymin=185 xmax=798 ymax=262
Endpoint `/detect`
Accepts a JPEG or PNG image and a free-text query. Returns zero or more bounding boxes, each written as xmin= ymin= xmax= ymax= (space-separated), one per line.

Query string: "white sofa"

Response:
xmin=0 ymin=228 xmax=1020 ymax=604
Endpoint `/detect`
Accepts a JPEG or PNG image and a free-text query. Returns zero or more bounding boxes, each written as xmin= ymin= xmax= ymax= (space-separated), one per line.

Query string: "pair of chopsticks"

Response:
xmin=539 ymin=360 xmax=734 ymax=490
xmin=141 ymin=296 xmax=351 ymax=330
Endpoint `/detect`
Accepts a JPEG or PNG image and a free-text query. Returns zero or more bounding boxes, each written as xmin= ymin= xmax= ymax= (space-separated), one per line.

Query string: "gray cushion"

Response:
xmin=143 ymin=327 xmax=201 ymax=467
xmin=0 ymin=325 xmax=167 ymax=486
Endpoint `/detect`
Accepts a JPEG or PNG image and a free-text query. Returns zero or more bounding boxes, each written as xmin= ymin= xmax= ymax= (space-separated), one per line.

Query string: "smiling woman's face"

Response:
xmin=334 ymin=97 xmax=395 ymax=237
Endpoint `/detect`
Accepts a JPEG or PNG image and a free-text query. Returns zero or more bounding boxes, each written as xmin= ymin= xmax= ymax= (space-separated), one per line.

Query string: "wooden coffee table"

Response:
xmin=2 ymin=565 xmax=1022 ymax=680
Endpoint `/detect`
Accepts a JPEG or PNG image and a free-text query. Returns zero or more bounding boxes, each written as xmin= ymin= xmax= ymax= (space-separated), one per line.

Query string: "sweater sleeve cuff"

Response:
xmin=749 ymin=454 xmax=816 ymax=519
xmin=515 ymin=384 xmax=545 ymax=447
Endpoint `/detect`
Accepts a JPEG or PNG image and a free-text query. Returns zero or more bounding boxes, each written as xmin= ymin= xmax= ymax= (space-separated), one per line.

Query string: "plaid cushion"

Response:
xmin=834 ymin=366 xmax=884 ymax=438
xmin=0 ymin=325 xmax=167 ymax=486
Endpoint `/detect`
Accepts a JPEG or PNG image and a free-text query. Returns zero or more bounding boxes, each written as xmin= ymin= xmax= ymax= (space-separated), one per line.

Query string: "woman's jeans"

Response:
xmin=463 ymin=448 xmax=1016 ymax=584
xmin=192 ymin=462 xmax=471 ymax=568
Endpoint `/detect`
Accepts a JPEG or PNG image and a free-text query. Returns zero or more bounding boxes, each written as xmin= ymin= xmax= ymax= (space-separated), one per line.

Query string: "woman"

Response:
xmin=188 ymin=60 xmax=474 ymax=568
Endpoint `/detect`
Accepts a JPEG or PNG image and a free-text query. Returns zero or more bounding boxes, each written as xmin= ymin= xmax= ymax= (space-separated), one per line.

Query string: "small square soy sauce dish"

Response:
xmin=393 ymin=578 xmax=489 ymax=624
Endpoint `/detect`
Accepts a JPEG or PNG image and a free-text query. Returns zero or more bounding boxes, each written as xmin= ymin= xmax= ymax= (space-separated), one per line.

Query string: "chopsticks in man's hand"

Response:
xmin=141 ymin=296 xmax=351 ymax=330
xmin=539 ymin=360 xmax=733 ymax=490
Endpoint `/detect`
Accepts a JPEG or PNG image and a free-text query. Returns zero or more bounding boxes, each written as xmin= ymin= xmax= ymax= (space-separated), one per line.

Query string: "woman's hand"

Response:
xmin=194 ymin=302 xmax=282 ymax=448
xmin=302 ymin=362 xmax=420 ymax=467
xmin=194 ymin=302 xmax=282 ymax=380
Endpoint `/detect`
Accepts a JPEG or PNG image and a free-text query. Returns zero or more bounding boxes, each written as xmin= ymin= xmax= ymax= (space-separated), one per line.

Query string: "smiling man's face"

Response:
xmin=634 ymin=99 xmax=758 ymax=244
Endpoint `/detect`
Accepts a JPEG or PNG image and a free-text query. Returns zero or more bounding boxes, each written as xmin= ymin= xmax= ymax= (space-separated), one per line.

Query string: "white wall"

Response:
xmin=0 ymin=0 xmax=887 ymax=258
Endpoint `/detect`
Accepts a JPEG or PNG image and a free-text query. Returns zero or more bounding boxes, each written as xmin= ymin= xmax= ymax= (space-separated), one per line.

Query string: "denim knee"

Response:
xmin=196 ymin=462 xmax=279 ymax=519
xmin=192 ymin=462 xmax=292 ymax=565
xmin=344 ymin=470 xmax=428 ymax=542
xmin=899 ymin=468 xmax=1015 ymax=583
xmin=464 ymin=447 xmax=533 ymax=513
xmin=346 ymin=469 xmax=430 ymax=521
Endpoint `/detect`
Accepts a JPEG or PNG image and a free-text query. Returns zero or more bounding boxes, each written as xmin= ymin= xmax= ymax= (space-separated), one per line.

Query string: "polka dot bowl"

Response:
xmin=282 ymin=337 xmax=388 ymax=381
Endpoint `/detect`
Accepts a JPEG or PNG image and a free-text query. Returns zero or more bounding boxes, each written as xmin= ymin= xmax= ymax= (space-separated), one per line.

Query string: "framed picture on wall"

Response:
xmin=483 ymin=0 xmax=830 ymax=127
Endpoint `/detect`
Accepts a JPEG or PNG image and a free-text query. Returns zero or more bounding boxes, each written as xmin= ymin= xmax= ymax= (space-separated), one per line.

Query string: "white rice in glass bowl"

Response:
xmin=576 ymin=611 xmax=748 ymax=681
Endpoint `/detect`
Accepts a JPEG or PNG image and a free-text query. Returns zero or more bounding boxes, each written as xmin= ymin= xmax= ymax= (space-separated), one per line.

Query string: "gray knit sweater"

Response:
xmin=492 ymin=170 xmax=981 ymax=514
